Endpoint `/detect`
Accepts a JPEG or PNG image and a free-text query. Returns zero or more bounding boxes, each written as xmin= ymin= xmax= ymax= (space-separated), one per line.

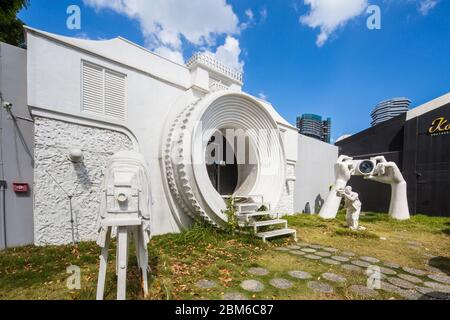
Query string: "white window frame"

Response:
xmin=81 ymin=60 xmax=128 ymax=122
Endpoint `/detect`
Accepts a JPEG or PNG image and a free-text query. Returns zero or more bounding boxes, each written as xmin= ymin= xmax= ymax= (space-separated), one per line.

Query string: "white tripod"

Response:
xmin=96 ymin=223 xmax=149 ymax=300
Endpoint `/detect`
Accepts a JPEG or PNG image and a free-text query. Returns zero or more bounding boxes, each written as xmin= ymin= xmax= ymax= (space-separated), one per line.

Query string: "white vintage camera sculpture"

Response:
xmin=96 ymin=151 xmax=152 ymax=300
xmin=319 ymin=155 xmax=410 ymax=221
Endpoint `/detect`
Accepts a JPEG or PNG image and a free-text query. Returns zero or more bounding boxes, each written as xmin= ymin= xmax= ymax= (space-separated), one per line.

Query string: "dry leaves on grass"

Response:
xmin=218 ymin=269 xmax=233 ymax=286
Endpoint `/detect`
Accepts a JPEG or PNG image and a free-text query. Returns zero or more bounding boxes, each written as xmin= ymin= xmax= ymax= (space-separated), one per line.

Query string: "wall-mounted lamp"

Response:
xmin=68 ymin=148 xmax=84 ymax=163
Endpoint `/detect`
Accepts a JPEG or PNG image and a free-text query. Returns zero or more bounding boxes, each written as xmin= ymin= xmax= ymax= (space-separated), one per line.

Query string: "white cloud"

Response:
xmin=260 ymin=8 xmax=268 ymax=21
xmin=245 ymin=9 xmax=254 ymax=21
xmin=83 ymin=0 xmax=242 ymax=65
xmin=300 ymin=0 xmax=368 ymax=47
xmin=240 ymin=8 xmax=255 ymax=30
xmin=258 ymin=92 xmax=267 ymax=100
xmin=208 ymin=36 xmax=243 ymax=71
xmin=153 ymin=46 xmax=185 ymax=65
xmin=418 ymin=0 xmax=438 ymax=15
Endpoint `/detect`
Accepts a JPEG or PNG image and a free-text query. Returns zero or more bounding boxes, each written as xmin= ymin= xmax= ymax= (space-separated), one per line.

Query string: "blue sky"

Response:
xmin=19 ymin=0 xmax=450 ymax=141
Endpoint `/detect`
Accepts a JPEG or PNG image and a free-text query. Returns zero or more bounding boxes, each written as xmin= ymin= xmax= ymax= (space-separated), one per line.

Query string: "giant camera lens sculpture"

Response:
xmin=95 ymin=151 xmax=152 ymax=300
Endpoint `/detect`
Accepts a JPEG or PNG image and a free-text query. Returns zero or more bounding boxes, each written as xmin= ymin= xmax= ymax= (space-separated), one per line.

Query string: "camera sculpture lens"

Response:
xmin=359 ymin=161 xmax=375 ymax=175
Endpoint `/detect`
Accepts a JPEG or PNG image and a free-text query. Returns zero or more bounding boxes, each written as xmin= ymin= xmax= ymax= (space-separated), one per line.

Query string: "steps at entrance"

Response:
xmin=239 ymin=219 xmax=287 ymax=230
xmin=230 ymin=196 xmax=297 ymax=243
xmin=235 ymin=203 xmax=270 ymax=211
xmin=237 ymin=211 xmax=277 ymax=222
xmin=256 ymin=229 xmax=297 ymax=243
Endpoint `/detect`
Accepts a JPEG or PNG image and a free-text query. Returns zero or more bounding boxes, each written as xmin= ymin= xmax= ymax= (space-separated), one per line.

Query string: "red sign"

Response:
xmin=13 ymin=183 xmax=29 ymax=193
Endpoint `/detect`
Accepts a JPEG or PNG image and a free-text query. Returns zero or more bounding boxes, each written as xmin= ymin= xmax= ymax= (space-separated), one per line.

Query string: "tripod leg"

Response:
xmin=138 ymin=228 xmax=149 ymax=298
xmin=116 ymin=226 xmax=129 ymax=300
xmin=96 ymin=227 xmax=111 ymax=300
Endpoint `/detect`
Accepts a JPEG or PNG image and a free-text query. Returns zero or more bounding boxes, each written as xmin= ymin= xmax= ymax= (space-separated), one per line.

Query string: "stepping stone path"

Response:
xmin=301 ymin=248 xmax=317 ymax=253
xmin=322 ymin=273 xmax=347 ymax=283
xmin=331 ymin=256 xmax=350 ymax=262
xmin=397 ymin=274 xmax=423 ymax=284
xmin=379 ymin=267 xmax=397 ymax=276
xmin=402 ymin=266 xmax=427 ymax=276
xmin=341 ymin=251 xmax=356 ymax=257
xmin=378 ymin=281 xmax=403 ymax=294
xmin=240 ymin=280 xmax=264 ymax=293
xmin=287 ymin=245 xmax=301 ymax=250
xmin=248 ymin=267 xmax=269 ymax=276
xmin=360 ymin=256 xmax=380 ymax=264
xmin=387 ymin=277 xmax=416 ymax=289
xmin=322 ymin=258 xmax=341 ymax=265
xmin=196 ymin=280 xmax=217 ymax=289
xmin=297 ymin=242 xmax=311 ymax=247
xmin=315 ymin=251 xmax=332 ymax=257
xmin=307 ymin=281 xmax=334 ymax=294
xmin=423 ymin=281 xmax=450 ymax=293
xmin=350 ymin=285 xmax=379 ymax=298
xmin=290 ymin=250 xmax=306 ymax=256
xmin=304 ymin=254 xmax=322 ymax=260
xmin=396 ymin=289 xmax=422 ymax=300
xmin=223 ymin=292 xmax=248 ymax=300
xmin=275 ymin=247 xmax=291 ymax=252
xmin=425 ymin=266 xmax=443 ymax=274
xmin=384 ymin=262 xmax=400 ymax=269
xmin=309 ymin=244 xmax=324 ymax=249
xmin=428 ymin=274 xmax=450 ymax=285
xmin=322 ymin=247 xmax=339 ymax=253
xmin=288 ymin=270 xmax=312 ymax=280
xmin=270 ymin=278 xmax=293 ymax=290
xmin=341 ymin=264 xmax=363 ymax=273
xmin=416 ymin=286 xmax=450 ymax=300
xmin=351 ymin=260 xmax=372 ymax=268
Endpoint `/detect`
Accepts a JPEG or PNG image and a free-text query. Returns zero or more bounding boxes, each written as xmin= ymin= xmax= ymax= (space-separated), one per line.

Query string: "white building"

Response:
xmin=0 ymin=27 xmax=338 ymax=247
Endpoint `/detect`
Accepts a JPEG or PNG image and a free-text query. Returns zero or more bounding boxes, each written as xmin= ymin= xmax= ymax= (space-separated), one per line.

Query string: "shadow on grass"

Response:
xmin=443 ymin=222 xmax=450 ymax=235
xmin=428 ymin=256 xmax=450 ymax=275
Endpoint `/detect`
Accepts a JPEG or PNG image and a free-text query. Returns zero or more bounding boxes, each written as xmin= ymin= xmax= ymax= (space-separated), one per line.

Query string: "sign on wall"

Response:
xmin=428 ymin=117 xmax=450 ymax=137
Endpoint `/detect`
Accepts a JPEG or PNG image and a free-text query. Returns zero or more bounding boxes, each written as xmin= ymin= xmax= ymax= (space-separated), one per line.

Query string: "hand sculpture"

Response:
xmin=364 ymin=156 xmax=410 ymax=220
xmin=319 ymin=155 xmax=355 ymax=219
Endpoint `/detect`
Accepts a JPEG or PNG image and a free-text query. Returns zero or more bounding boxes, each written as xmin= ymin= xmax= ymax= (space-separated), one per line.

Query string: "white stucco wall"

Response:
xmin=33 ymin=117 xmax=133 ymax=245
xmin=294 ymin=135 xmax=338 ymax=214
xmin=27 ymin=29 xmax=192 ymax=237
xmin=275 ymin=163 xmax=296 ymax=214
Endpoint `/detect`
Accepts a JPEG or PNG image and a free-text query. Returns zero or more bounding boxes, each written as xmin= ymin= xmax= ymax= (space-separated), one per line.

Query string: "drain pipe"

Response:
xmin=0 ymin=182 xmax=6 ymax=249
xmin=0 ymin=91 xmax=6 ymax=249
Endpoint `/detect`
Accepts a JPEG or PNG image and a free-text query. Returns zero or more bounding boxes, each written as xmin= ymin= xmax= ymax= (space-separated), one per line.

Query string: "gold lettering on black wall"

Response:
xmin=428 ymin=117 xmax=450 ymax=136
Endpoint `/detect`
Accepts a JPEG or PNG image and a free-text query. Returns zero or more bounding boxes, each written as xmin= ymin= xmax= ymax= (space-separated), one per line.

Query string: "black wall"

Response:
xmin=403 ymin=103 xmax=450 ymax=216
xmin=336 ymin=103 xmax=450 ymax=217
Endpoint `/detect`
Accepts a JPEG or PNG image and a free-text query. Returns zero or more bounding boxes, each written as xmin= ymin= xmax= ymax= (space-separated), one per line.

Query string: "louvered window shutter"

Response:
xmin=104 ymin=70 xmax=126 ymax=120
xmin=81 ymin=61 xmax=126 ymax=121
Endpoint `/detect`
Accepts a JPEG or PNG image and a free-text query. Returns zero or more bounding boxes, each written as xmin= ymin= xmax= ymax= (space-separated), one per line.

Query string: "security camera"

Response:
xmin=2 ymin=101 xmax=12 ymax=110
xmin=353 ymin=159 xmax=377 ymax=176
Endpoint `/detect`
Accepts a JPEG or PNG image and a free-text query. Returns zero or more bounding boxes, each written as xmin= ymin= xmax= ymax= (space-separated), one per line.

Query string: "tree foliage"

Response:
xmin=0 ymin=0 xmax=30 ymax=47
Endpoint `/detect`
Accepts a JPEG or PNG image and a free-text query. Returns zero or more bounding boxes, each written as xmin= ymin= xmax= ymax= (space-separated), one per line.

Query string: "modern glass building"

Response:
xmin=371 ymin=97 xmax=411 ymax=126
xmin=296 ymin=114 xmax=331 ymax=143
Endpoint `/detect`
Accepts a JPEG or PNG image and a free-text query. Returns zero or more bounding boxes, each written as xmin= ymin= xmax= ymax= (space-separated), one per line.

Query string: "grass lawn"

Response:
xmin=0 ymin=212 xmax=449 ymax=300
